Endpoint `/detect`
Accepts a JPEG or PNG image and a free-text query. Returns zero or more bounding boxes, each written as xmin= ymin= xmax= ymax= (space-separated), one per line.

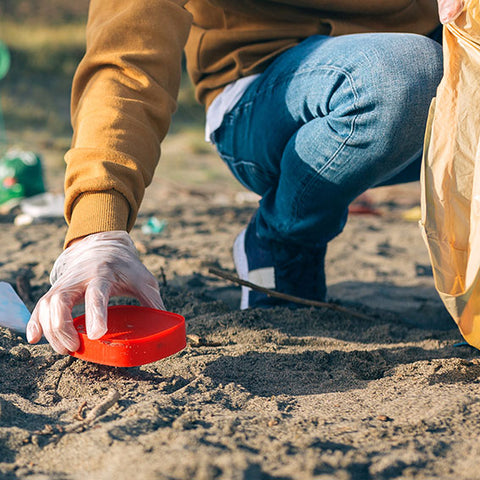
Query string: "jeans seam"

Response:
xmin=291 ymin=67 xmax=360 ymax=227
xmin=237 ymin=64 xmax=358 ymax=112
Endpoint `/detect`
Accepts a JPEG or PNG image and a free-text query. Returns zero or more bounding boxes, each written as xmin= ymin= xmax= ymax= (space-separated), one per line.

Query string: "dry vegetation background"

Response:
xmin=0 ymin=0 xmax=224 ymax=194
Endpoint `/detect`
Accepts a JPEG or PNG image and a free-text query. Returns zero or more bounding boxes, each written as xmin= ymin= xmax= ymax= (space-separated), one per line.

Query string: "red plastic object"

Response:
xmin=348 ymin=204 xmax=382 ymax=215
xmin=70 ymin=305 xmax=186 ymax=367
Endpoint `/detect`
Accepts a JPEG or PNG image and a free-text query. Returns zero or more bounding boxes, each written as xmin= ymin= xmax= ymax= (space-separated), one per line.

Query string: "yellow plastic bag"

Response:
xmin=420 ymin=0 xmax=480 ymax=347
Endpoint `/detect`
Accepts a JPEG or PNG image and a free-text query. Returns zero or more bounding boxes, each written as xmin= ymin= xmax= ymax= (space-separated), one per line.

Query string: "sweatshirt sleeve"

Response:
xmin=64 ymin=0 xmax=192 ymax=247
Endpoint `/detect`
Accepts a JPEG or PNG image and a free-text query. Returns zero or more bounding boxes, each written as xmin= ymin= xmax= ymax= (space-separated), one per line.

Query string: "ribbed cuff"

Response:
xmin=64 ymin=190 xmax=130 ymax=248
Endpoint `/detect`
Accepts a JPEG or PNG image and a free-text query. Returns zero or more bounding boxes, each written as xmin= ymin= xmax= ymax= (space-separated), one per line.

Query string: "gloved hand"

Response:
xmin=437 ymin=0 xmax=464 ymax=24
xmin=26 ymin=230 xmax=164 ymax=354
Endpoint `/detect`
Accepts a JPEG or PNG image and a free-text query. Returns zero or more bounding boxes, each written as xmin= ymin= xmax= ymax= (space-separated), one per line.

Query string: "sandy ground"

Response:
xmin=1 ymin=145 xmax=479 ymax=480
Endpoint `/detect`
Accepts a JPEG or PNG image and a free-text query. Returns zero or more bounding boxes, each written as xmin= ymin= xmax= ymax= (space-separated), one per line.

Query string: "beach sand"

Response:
xmin=0 ymin=148 xmax=478 ymax=480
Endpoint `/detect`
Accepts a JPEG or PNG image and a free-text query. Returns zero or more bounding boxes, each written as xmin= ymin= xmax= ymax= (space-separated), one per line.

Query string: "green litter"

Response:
xmin=0 ymin=150 xmax=46 ymax=208
xmin=0 ymin=41 xmax=10 ymax=80
xmin=0 ymin=40 xmax=10 ymax=155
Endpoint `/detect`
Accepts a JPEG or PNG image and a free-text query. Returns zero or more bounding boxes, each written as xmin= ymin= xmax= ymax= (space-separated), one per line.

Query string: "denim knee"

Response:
xmin=298 ymin=33 xmax=444 ymax=185
xmin=354 ymin=33 xmax=443 ymax=136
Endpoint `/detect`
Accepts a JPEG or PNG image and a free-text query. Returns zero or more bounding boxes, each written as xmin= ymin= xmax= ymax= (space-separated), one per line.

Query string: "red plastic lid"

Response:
xmin=70 ymin=305 xmax=186 ymax=367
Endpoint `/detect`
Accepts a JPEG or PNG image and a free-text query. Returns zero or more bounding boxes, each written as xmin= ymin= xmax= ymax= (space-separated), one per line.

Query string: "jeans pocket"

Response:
xmin=216 ymin=150 xmax=269 ymax=194
xmin=211 ymin=114 xmax=234 ymax=157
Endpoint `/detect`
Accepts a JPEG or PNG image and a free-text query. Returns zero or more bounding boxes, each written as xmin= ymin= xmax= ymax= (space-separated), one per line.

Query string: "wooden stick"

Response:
xmin=208 ymin=267 xmax=375 ymax=322
xmin=84 ymin=389 xmax=120 ymax=423
xmin=61 ymin=389 xmax=120 ymax=434
xmin=28 ymin=390 xmax=121 ymax=444
xmin=16 ymin=271 xmax=33 ymax=303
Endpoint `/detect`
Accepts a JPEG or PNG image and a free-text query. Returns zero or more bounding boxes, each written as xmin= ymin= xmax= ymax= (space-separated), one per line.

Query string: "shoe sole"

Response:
xmin=233 ymin=228 xmax=250 ymax=310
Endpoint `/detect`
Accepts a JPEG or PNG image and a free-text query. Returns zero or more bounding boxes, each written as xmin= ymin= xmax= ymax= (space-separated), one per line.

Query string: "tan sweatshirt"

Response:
xmin=64 ymin=0 xmax=439 ymax=246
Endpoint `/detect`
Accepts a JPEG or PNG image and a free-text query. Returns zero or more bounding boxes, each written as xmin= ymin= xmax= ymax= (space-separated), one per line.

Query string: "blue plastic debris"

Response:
xmin=0 ymin=282 xmax=30 ymax=333
xmin=141 ymin=217 xmax=167 ymax=235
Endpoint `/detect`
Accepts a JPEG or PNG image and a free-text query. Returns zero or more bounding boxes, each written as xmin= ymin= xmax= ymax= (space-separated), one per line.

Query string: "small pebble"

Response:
xmin=377 ymin=415 xmax=391 ymax=422
xmin=187 ymin=334 xmax=203 ymax=347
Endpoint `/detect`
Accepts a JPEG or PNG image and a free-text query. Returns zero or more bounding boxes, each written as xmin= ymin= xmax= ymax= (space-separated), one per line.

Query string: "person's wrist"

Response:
xmin=64 ymin=191 xmax=130 ymax=248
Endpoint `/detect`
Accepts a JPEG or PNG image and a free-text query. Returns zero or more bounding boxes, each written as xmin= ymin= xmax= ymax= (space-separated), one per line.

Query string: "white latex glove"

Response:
xmin=26 ymin=231 xmax=164 ymax=354
xmin=438 ymin=0 xmax=464 ymax=24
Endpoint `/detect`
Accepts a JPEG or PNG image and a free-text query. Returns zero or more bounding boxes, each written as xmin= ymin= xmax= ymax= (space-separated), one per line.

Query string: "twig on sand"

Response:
xmin=208 ymin=267 xmax=375 ymax=322
xmin=54 ymin=356 xmax=75 ymax=396
xmin=74 ymin=401 xmax=88 ymax=421
xmin=28 ymin=390 xmax=121 ymax=446
xmin=159 ymin=266 xmax=167 ymax=287
xmin=15 ymin=271 xmax=33 ymax=303
xmin=61 ymin=389 xmax=121 ymax=434
xmin=84 ymin=389 xmax=120 ymax=423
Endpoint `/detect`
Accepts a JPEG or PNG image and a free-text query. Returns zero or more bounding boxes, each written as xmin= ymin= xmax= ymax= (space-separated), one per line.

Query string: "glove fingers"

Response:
xmin=28 ymin=288 xmax=81 ymax=353
xmin=36 ymin=297 xmax=69 ymax=354
xmin=50 ymin=294 xmax=80 ymax=353
xmin=136 ymin=280 xmax=165 ymax=311
xmin=85 ymin=279 xmax=110 ymax=339
xmin=32 ymin=231 xmax=165 ymax=354
xmin=26 ymin=305 xmax=43 ymax=344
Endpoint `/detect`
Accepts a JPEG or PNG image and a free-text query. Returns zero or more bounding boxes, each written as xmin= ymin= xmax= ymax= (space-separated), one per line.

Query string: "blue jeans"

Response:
xmin=212 ymin=33 xmax=443 ymax=251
